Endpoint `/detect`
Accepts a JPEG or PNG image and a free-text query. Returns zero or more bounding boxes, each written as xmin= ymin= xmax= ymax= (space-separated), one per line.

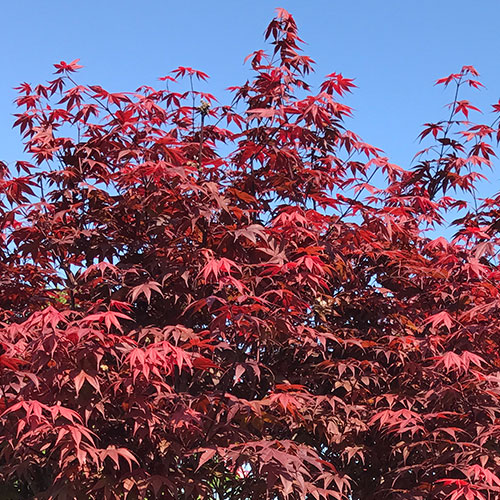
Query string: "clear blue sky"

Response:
xmin=2 ymin=0 xmax=500 ymax=187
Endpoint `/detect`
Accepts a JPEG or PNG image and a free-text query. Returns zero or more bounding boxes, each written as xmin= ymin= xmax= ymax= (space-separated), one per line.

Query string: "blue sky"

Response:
xmin=2 ymin=0 xmax=500 ymax=190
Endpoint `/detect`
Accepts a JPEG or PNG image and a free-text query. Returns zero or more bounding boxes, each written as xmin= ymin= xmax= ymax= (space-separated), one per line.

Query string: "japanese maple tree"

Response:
xmin=2 ymin=8 xmax=500 ymax=500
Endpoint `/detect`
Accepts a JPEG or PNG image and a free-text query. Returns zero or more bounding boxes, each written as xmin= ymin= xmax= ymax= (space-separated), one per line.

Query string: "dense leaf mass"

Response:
xmin=2 ymin=9 xmax=500 ymax=500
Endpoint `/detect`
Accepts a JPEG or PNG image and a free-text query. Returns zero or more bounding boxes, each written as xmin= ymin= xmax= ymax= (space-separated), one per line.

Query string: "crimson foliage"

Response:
xmin=2 ymin=9 xmax=500 ymax=500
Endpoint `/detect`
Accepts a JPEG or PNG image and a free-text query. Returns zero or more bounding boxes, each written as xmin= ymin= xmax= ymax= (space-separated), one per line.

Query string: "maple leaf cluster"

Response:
xmin=1 ymin=8 xmax=500 ymax=500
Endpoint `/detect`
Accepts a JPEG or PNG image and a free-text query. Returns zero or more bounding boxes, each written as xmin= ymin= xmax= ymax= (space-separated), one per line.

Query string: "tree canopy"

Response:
xmin=2 ymin=8 xmax=500 ymax=500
